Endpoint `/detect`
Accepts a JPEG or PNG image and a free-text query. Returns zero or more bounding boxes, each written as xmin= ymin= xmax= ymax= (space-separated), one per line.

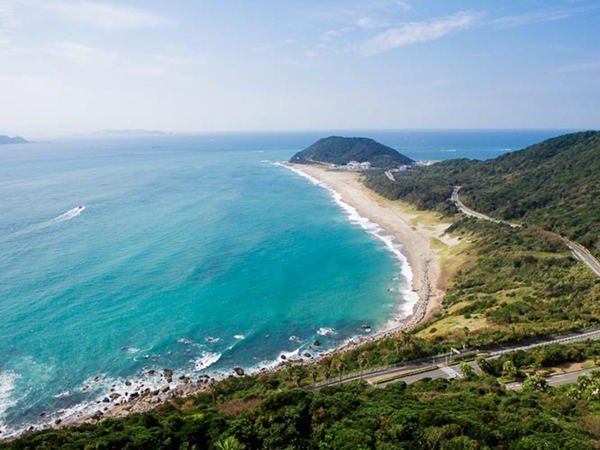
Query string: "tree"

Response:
xmin=502 ymin=360 xmax=517 ymax=379
xmin=332 ymin=356 xmax=346 ymax=382
xmin=285 ymin=363 xmax=294 ymax=383
xmin=458 ymin=362 xmax=474 ymax=380
xmin=309 ymin=366 xmax=319 ymax=391
xmin=522 ymin=374 xmax=549 ymax=392
xmin=322 ymin=365 xmax=332 ymax=385
xmin=215 ymin=436 xmax=245 ymax=450
xmin=476 ymin=355 xmax=492 ymax=374
xmin=357 ymin=351 xmax=368 ymax=375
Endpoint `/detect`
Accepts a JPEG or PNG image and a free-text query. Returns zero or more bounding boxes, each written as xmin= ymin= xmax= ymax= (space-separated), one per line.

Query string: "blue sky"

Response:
xmin=0 ymin=0 xmax=599 ymax=137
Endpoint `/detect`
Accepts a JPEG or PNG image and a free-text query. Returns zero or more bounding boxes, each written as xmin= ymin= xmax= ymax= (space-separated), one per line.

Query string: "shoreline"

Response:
xmin=282 ymin=163 xmax=456 ymax=336
xmin=3 ymin=162 xmax=456 ymax=440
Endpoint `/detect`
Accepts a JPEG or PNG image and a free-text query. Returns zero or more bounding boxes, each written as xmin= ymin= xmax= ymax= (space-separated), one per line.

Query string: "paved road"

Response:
xmin=451 ymin=187 xmax=518 ymax=226
xmin=566 ymin=240 xmax=600 ymax=278
xmin=319 ymin=328 xmax=600 ymax=390
xmin=506 ymin=367 xmax=598 ymax=390
xmin=451 ymin=186 xmax=600 ymax=278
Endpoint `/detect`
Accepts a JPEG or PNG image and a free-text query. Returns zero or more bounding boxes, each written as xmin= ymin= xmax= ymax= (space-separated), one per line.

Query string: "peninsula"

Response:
xmin=0 ymin=135 xmax=28 ymax=145
xmin=290 ymin=136 xmax=413 ymax=168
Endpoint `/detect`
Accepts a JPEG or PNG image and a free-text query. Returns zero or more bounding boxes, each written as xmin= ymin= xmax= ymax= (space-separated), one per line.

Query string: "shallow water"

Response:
xmin=0 ymin=130 xmax=567 ymax=435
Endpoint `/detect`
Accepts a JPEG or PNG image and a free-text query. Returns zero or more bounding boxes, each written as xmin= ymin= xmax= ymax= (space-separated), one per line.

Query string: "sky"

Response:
xmin=0 ymin=0 xmax=599 ymax=137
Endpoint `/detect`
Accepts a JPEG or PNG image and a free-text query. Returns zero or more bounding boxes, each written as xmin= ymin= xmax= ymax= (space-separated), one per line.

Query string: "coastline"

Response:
xmin=283 ymin=163 xmax=457 ymax=335
xmin=5 ymin=162 xmax=456 ymax=439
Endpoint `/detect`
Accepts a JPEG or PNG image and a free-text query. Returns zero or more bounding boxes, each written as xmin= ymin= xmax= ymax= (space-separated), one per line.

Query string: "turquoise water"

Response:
xmin=0 ymin=130 xmax=569 ymax=435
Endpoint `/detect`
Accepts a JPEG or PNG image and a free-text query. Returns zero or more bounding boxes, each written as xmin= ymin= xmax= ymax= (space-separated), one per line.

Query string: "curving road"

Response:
xmin=566 ymin=240 xmax=600 ymax=278
xmin=451 ymin=186 xmax=600 ymax=278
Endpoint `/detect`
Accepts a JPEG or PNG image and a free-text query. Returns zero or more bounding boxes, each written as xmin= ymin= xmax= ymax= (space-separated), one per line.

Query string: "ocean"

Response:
xmin=0 ymin=129 xmax=570 ymax=436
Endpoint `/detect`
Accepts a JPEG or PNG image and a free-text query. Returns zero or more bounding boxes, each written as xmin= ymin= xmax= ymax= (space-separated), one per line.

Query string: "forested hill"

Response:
xmin=0 ymin=135 xmax=28 ymax=145
xmin=290 ymin=136 xmax=414 ymax=168
xmin=364 ymin=131 xmax=600 ymax=255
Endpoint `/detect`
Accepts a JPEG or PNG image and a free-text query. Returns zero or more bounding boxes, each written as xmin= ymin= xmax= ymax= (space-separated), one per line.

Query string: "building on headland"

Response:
xmin=336 ymin=160 xmax=372 ymax=171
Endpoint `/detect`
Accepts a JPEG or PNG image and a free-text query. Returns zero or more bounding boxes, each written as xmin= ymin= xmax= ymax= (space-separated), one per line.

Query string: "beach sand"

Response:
xmin=286 ymin=163 xmax=459 ymax=332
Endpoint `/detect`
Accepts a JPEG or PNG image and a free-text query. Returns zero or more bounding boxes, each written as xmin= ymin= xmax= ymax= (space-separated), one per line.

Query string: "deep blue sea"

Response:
xmin=0 ymin=129 xmax=570 ymax=436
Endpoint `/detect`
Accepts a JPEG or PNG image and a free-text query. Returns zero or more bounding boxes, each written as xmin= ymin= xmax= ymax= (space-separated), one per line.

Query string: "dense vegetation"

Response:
xmin=290 ymin=137 xmax=413 ymax=168
xmin=6 ymin=216 xmax=600 ymax=449
xmin=6 ymin=362 xmax=600 ymax=450
xmin=365 ymin=131 xmax=600 ymax=256
xmin=420 ymin=218 xmax=600 ymax=346
xmin=6 ymin=131 xmax=600 ymax=448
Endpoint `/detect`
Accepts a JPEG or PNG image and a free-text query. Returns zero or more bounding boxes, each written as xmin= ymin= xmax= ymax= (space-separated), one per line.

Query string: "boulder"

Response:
xmin=233 ymin=367 xmax=245 ymax=376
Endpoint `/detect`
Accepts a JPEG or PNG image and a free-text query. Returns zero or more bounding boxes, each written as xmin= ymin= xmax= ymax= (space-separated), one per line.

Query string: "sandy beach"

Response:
xmin=286 ymin=163 xmax=458 ymax=332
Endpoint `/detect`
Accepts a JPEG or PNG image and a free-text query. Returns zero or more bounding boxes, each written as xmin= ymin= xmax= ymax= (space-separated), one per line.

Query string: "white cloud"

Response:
xmin=356 ymin=17 xmax=388 ymax=30
xmin=361 ymin=11 xmax=479 ymax=56
xmin=48 ymin=41 xmax=116 ymax=64
xmin=0 ymin=5 xmax=20 ymax=49
xmin=389 ymin=1 xmax=411 ymax=12
xmin=151 ymin=54 xmax=201 ymax=65
xmin=492 ymin=10 xmax=572 ymax=28
xmin=37 ymin=1 xmax=169 ymax=30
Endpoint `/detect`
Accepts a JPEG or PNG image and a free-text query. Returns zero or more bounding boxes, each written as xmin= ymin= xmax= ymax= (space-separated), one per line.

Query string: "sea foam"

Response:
xmin=278 ymin=163 xmax=419 ymax=323
xmin=194 ymin=352 xmax=222 ymax=371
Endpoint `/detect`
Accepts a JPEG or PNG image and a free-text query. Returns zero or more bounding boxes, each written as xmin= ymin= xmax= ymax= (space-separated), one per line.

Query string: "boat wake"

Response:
xmin=49 ymin=206 xmax=85 ymax=224
xmin=6 ymin=206 xmax=86 ymax=241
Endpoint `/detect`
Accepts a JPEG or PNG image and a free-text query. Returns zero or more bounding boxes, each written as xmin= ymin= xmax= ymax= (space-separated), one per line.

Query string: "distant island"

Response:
xmin=0 ymin=135 xmax=28 ymax=145
xmin=290 ymin=136 xmax=414 ymax=169
xmin=76 ymin=129 xmax=169 ymax=137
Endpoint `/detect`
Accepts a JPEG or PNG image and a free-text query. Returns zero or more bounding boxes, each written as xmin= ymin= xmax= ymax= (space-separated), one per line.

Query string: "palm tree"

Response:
xmin=322 ymin=365 xmax=332 ymax=385
xmin=285 ymin=363 xmax=294 ymax=383
xmin=357 ymin=351 xmax=368 ymax=375
xmin=215 ymin=436 xmax=245 ymax=450
xmin=332 ymin=355 xmax=345 ymax=382
xmin=400 ymin=330 xmax=412 ymax=347
xmin=502 ymin=360 xmax=517 ymax=379
xmin=309 ymin=366 xmax=319 ymax=391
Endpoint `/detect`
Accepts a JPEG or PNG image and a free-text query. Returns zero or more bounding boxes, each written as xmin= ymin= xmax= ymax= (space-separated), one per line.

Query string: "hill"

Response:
xmin=290 ymin=136 xmax=414 ymax=168
xmin=365 ymin=131 xmax=600 ymax=255
xmin=0 ymin=135 xmax=28 ymax=145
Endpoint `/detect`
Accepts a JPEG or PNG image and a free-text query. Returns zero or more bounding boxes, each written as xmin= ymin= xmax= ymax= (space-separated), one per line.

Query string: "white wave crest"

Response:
xmin=279 ymin=163 xmax=419 ymax=320
xmin=316 ymin=327 xmax=336 ymax=337
xmin=194 ymin=352 xmax=221 ymax=371
xmin=0 ymin=371 xmax=21 ymax=424
xmin=233 ymin=335 xmax=245 ymax=340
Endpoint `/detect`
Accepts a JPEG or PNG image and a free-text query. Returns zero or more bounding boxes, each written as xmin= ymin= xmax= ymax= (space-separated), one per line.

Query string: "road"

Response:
xmin=318 ymin=327 xmax=600 ymax=391
xmin=451 ymin=186 xmax=600 ymax=278
xmin=451 ymin=187 xmax=518 ymax=227
xmin=566 ymin=240 xmax=600 ymax=278
xmin=314 ymin=190 xmax=600 ymax=391
xmin=506 ymin=367 xmax=598 ymax=390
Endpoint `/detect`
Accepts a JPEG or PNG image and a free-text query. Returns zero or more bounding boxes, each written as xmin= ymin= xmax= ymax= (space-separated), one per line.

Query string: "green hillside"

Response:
xmin=290 ymin=136 xmax=414 ymax=168
xmin=365 ymin=131 xmax=600 ymax=256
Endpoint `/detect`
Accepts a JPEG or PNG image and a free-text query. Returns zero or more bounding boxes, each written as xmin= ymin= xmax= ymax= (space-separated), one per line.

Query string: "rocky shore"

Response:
xmin=48 ymin=163 xmax=456 ymax=432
